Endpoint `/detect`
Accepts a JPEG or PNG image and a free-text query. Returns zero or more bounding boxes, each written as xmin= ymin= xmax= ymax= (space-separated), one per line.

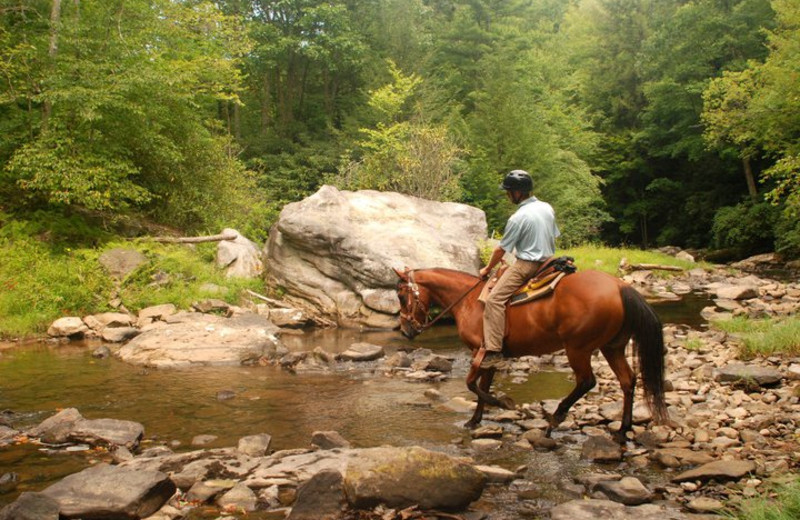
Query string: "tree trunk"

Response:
xmin=743 ymin=156 xmax=758 ymax=199
xmin=42 ymin=0 xmax=62 ymax=129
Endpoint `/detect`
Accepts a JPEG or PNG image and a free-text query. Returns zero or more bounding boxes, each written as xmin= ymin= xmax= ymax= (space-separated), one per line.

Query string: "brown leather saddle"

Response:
xmin=480 ymin=256 xmax=577 ymax=306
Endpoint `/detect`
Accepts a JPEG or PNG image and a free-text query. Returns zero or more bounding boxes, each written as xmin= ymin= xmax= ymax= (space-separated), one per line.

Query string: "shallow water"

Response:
xmin=0 ymin=299 xmax=704 ymax=511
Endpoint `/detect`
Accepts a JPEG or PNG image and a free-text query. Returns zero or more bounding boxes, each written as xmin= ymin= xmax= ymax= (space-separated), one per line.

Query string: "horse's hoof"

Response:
xmin=464 ymin=421 xmax=480 ymax=430
xmin=612 ymin=430 xmax=629 ymax=445
xmin=544 ymin=426 xmax=553 ymax=438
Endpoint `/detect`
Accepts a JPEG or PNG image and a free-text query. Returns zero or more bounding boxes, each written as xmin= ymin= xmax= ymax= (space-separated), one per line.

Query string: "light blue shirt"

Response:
xmin=499 ymin=197 xmax=560 ymax=261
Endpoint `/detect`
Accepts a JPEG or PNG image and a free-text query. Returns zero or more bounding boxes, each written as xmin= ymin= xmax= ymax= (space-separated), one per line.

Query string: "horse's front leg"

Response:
xmin=465 ymin=370 xmax=494 ymax=428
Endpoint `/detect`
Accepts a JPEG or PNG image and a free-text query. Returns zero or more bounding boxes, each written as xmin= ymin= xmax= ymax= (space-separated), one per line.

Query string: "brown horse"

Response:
xmin=393 ymin=267 xmax=668 ymax=440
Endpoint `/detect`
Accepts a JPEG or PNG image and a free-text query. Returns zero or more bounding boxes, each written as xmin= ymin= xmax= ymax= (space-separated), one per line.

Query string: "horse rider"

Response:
xmin=478 ymin=169 xmax=561 ymax=369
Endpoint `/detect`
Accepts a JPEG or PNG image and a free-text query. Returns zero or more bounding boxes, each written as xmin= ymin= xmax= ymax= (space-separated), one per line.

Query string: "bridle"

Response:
xmin=398 ymin=270 xmax=483 ymax=335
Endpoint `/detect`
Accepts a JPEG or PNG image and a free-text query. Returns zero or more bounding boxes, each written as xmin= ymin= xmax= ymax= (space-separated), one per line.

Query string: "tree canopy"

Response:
xmin=1 ymin=0 xmax=797 ymax=256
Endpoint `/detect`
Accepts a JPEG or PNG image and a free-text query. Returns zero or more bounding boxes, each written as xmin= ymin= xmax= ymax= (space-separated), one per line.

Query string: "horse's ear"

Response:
xmin=393 ymin=267 xmax=408 ymax=280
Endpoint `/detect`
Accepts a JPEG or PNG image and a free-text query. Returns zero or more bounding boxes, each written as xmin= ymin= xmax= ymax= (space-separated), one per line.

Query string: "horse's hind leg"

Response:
xmin=545 ymin=348 xmax=596 ymax=437
xmin=601 ymin=337 xmax=636 ymax=443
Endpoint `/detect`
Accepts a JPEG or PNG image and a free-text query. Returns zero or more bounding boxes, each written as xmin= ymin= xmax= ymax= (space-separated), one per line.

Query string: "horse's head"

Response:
xmin=393 ymin=267 xmax=431 ymax=339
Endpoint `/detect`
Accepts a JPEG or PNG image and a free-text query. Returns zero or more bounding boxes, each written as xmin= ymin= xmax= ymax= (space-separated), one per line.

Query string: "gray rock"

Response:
xmin=191 ymin=434 xmax=218 ymax=446
xmin=550 ymin=499 xmax=688 ymax=520
xmin=84 ymin=312 xmax=134 ymax=331
xmin=287 ymin=469 xmax=347 ymax=520
xmin=714 ymin=364 xmax=782 ymax=386
xmin=99 ymin=248 xmax=148 ymax=279
xmin=0 ymin=492 xmax=60 ymax=520
xmin=343 ymin=446 xmax=485 ymax=511
xmin=312 ymin=431 xmax=351 ymax=450
xmin=0 ymin=473 xmax=18 ymax=494
xmin=0 ymin=425 xmax=18 ymax=447
xmin=411 ymin=355 xmax=453 ymax=373
xmin=265 ymin=186 xmax=486 ymax=328
xmin=338 ymin=343 xmax=385 ymax=362
xmin=186 ymin=479 xmax=236 ymax=503
xmin=672 ymin=460 xmax=756 ymax=483
xmin=474 ymin=465 xmax=516 ymax=483
xmin=138 ymin=304 xmax=177 ymax=321
xmin=581 ymin=435 xmax=623 ymax=462
xmin=192 ymin=299 xmax=230 ymax=314
xmin=28 ymin=408 xmax=83 ymax=443
xmin=237 ymin=433 xmax=272 ymax=457
xmin=46 ymin=317 xmax=88 ymax=338
xmin=69 ymin=418 xmax=144 ymax=448
xmin=41 ymin=463 xmax=176 ymax=519
xmin=101 ymin=327 xmax=140 ymax=343
xmin=652 ymin=448 xmax=715 ymax=468
xmin=595 ymin=477 xmax=652 ymax=505
xmin=715 ymin=285 xmax=759 ymax=300
xmin=270 ymin=308 xmax=310 ymax=328
xmin=216 ymin=482 xmax=257 ymax=512
xmin=216 ymin=228 xmax=263 ymax=279
xmin=118 ymin=313 xmax=281 ymax=367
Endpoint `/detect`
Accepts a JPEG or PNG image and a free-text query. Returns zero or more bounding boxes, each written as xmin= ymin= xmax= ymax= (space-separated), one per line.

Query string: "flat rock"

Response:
xmin=41 ymin=463 xmax=176 ymax=519
xmin=672 ymin=460 xmax=756 ymax=483
xmin=338 ymin=343 xmax=385 ymax=362
xmin=595 ymin=477 xmax=652 ymax=505
xmin=99 ymin=248 xmax=148 ymax=279
xmin=550 ymin=499 xmax=688 ymax=520
xmin=287 ymin=469 xmax=347 ymax=520
xmin=69 ymin=418 xmax=144 ymax=448
xmin=581 ymin=435 xmax=623 ymax=462
xmin=47 ymin=317 xmax=88 ymax=338
xmin=714 ymin=364 xmax=782 ymax=386
xmin=0 ymin=492 xmax=60 ymax=520
xmin=117 ymin=313 xmax=281 ymax=367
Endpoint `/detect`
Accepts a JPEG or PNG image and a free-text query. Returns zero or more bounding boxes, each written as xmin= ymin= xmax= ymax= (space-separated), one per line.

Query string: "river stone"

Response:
xmin=138 ymin=304 xmax=177 ymax=321
xmin=714 ymin=364 xmax=782 ymax=386
xmin=265 ymin=186 xmax=486 ymax=328
xmin=550 ymin=499 xmax=688 ymax=520
xmin=652 ymin=448 xmax=715 ymax=468
xmin=715 ymin=285 xmax=759 ymax=300
xmin=269 ymin=308 xmax=310 ymax=328
xmin=28 ymin=408 xmax=84 ymax=443
xmin=672 ymin=460 xmax=756 ymax=483
xmin=186 ymin=480 xmax=236 ymax=503
xmin=687 ymin=497 xmax=725 ymax=513
xmin=101 ymin=327 xmax=140 ymax=343
xmin=0 ymin=426 xmax=18 ymax=447
xmin=343 ymin=446 xmax=485 ymax=511
xmin=42 ymin=463 xmax=176 ymax=519
xmin=117 ymin=313 xmax=281 ymax=367
xmin=47 ymin=317 xmax=88 ymax=338
xmin=474 ymin=465 xmax=517 ymax=483
xmin=411 ymin=355 xmax=453 ymax=373
xmin=237 ymin=433 xmax=272 ymax=457
xmin=68 ymin=418 xmax=144 ymax=448
xmin=312 ymin=431 xmax=351 ymax=450
xmin=216 ymin=228 xmax=263 ymax=279
xmin=595 ymin=477 xmax=652 ymax=505
xmin=581 ymin=435 xmax=623 ymax=462
xmin=83 ymin=312 xmax=134 ymax=331
xmin=287 ymin=469 xmax=347 ymax=520
xmin=99 ymin=248 xmax=148 ymax=279
xmin=217 ymin=482 xmax=257 ymax=512
xmin=0 ymin=492 xmax=60 ymax=520
xmin=339 ymin=343 xmax=385 ymax=362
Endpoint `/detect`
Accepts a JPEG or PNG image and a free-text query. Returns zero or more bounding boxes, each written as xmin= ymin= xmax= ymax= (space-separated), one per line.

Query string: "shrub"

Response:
xmin=711 ymin=200 xmax=779 ymax=258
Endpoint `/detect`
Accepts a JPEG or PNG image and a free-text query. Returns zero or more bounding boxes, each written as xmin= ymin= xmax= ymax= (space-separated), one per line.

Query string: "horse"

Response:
xmin=393 ymin=266 xmax=668 ymax=441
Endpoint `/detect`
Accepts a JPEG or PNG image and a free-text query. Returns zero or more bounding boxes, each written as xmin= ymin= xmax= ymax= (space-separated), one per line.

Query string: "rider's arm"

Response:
xmin=479 ymin=246 xmax=506 ymax=279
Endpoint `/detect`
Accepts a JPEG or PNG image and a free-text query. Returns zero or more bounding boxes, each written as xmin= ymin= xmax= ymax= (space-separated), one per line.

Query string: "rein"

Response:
xmin=401 ymin=270 xmax=483 ymax=333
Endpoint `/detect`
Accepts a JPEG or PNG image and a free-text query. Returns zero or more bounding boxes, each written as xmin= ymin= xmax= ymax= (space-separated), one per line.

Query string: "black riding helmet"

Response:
xmin=500 ymin=169 xmax=533 ymax=192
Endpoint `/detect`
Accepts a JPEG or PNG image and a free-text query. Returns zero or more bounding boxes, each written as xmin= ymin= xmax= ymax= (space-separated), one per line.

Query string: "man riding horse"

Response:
xmin=479 ymin=169 xmax=560 ymax=370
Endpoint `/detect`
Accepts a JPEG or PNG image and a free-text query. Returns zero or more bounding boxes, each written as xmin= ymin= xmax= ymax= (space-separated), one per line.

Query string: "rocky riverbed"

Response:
xmin=2 ymin=258 xmax=799 ymax=519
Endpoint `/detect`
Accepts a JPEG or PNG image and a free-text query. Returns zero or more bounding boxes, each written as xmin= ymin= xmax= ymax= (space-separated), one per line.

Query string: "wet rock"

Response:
xmin=550 ymin=499 xmax=688 ymax=520
xmin=0 ymin=425 xmax=18 ymax=447
xmin=475 ymin=465 xmax=516 ymax=483
xmin=217 ymin=482 xmax=257 ymax=512
xmin=92 ymin=345 xmax=112 ymax=358
xmin=69 ymin=418 xmax=144 ymax=448
xmin=27 ymin=408 xmax=83 ymax=443
xmin=312 ymin=431 xmax=351 ymax=450
xmin=216 ymin=389 xmax=236 ymax=400
xmin=672 ymin=459 xmax=756 ymax=483
xmin=714 ymin=364 xmax=782 ymax=386
xmin=411 ymin=355 xmax=453 ymax=373
xmin=238 ymin=433 xmax=273 ymax=457
xmin=287 ymin=469 xmax=347 ymax=520
xmin=102 ymin=327 xmax=140 ymax=343
xmin=338 ymin=343 xmax=385 ymax=362
xmin=47 ymin=317 xmax=88 ymax=338
xmin=472 ymin=425 xmax=503 ymax=439
xmin=41 ymin=463 xmax=176 ymax=519
xmin=581 ymin=435 xmax=623 ymax=462
xmin=594 ymin=477 xmax=652 ymax=505
xmin=0 ymin=492 xmax=60 ymax=520
xmin=186 ymin=479 xmax=236 ymax=503
xmin=0 ymin=472 xmax=18 ymax=494
xmin=191 ymin=434 xmax=218 ymax=446
xmin=343 ymin=446 xmax=485 ymax=511
xmin=652 ymin=448 xmax=715 ymax=468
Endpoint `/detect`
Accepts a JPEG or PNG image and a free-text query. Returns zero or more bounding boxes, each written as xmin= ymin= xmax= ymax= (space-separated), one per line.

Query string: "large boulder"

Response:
xmin=265 ymin=186 xmax=487 ymax=328
xmin=117 ymin=313 xmax=281 ymax=368
xmin=216 ymin=228 xmax=264 ymax=279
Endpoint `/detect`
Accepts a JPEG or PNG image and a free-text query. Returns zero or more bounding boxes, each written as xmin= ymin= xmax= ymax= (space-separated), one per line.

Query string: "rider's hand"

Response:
xmin=479 ymin=266 xmax=491 ymax=279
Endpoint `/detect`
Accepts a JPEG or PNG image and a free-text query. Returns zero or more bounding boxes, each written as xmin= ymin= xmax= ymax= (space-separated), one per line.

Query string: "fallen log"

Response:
xmin=148 ymin=232 xmax=238 ymax=244
xmin=623 ymin=263 xmax=684 ymax=272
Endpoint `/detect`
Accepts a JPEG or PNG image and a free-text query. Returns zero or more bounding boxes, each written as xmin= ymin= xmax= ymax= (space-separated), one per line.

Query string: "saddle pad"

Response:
xmin=509 ymin=272 xmax=565 ymax=306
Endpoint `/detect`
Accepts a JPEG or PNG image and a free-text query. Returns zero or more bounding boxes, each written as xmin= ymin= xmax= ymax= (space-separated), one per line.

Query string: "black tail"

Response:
xmin=621 ymin=286 xmax=668 ymax=423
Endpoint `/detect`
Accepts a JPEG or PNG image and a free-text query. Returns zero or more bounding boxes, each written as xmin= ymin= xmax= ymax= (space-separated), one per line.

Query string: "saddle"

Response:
xmin=479 ymin=256 xmax=577 ymax=306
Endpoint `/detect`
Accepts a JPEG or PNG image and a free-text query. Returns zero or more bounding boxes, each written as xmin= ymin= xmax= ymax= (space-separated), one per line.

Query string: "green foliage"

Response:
xmin=711 ymin=200 xmax=779 ymax=257
xmin=712 ymin=316 xmax=800 ymax=358
xmin=730 ymin=477 xmax=800 ymax=520
xmin=560 ymin=244 xmax=700 ymax=276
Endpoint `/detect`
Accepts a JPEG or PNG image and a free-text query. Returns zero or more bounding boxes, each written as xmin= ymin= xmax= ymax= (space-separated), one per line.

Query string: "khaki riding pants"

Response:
xmin=483 ymin=259 xmax=542 ymax=353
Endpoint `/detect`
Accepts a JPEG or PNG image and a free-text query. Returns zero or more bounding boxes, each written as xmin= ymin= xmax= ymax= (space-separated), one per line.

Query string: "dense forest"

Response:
xmin=1 ymin=0 xmax=798 ymax=258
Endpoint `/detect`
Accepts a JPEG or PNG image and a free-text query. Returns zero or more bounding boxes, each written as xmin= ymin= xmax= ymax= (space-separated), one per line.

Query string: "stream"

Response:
xmin=0 ymin=294 xmax=711 ymax=515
